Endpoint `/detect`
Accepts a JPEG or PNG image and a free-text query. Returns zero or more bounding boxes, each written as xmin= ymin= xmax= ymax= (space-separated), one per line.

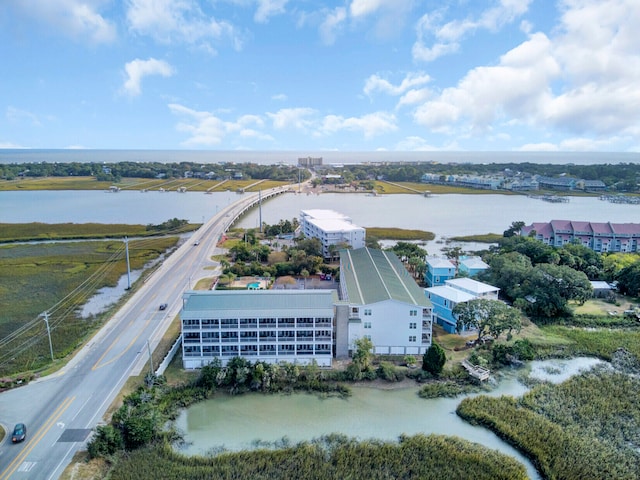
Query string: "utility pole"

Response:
xmin=147 ymin=339 xmax=154 ymax=376
xmin=259 ymin=189 xmax=263 ymax=233
xmin=124 ymin=236 xmax=131 ymax=290
xmin=42 ymin=311 xmax=54 ymax=361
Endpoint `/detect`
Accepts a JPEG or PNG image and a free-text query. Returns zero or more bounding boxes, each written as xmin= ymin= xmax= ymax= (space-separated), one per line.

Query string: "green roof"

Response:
xmin=340 ymin=248 xmax=431 ymax=307
xmin=183 ymin=289 xmax=337 ymax=313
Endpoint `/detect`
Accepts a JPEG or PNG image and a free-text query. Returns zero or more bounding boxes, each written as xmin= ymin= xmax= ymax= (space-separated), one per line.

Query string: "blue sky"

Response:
xmin=1 ymin=0 xmax=639 ymax=152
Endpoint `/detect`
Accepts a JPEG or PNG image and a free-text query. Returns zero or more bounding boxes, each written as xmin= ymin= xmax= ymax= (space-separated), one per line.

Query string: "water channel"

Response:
xmin=174 ymin=357 xmax=603 ymax=480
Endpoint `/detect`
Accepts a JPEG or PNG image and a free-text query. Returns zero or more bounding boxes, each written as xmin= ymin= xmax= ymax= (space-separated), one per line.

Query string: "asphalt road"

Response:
xmin=0 ymin=187 xmax=288 ymax=480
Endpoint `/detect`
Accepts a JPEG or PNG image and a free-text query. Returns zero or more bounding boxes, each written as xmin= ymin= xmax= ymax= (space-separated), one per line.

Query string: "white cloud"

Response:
xmin=349 ymin=0 xmax=388 ymax=18
xmin=412 ymin=0 xmax=532 ymax=62
xmin=0 ymin=141 xmax=27 ymax=149
xmin=126 ymin=0 xmax=242 ymax=49
xmin=267 ymin=108 xmax=317 ymax=130
xmin=414 ymin=32 xmax=560 ymax=133
xmin=541 ymin=0 xmax=640 ymax=136
xmin=319 ymin=7 xmax=347 ymax=45
xmin=122 ymin=58 xmax=175 ymax=96
xmin=394 ymin=136 xmax=440 ymax=151
xmin=7 ymin=0 xmax=116 ymax=43
xmin=364 ymin=72 xmax=431 ymax=97
xmin=397 ymin=89 xmax=431 ymax=108
xmin=169 ymin=104 xmax=226 ymax=146
xmin=271 ymin=93 xmax=288 ymax=101
xmin=255 ymin=0 xmax=289 ymax=23
xmin=408 ymin=0 xmax=640 ymax=150
xmin=168 ymin=104 xmax=274 ymax=146
xmin=319 ymin=112 xmax=397 ymax=138
xmin=6 ymin=106 xmax=42 ymax=126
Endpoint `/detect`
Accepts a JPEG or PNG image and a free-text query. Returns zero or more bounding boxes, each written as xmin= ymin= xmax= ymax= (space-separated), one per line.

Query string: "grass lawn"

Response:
xmin=573 ymin=295 xmax=638 ymax=315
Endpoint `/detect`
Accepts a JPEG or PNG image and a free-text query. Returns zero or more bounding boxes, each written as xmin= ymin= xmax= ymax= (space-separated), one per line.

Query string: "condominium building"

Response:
xmin=521 ymin=220 xmax=640 ymax=253
xmin=181 ymin=290 xmax=336 ymax=368
xmin=337 ymin=248 xmax=433 ymax=357
xmin=300 ymin=209 xmax=366 ymax=258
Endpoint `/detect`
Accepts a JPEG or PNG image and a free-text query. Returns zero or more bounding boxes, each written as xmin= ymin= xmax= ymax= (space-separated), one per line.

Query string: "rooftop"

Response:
xmin=340 ymin=248 xmax=431 ymax=307
xmin=445 ymin=278 xmax=499 ymax=295
xmin=182 ymin=289 xmax=337 ymax=313
xmin=425 ymin=285 xmax=476 ymax=303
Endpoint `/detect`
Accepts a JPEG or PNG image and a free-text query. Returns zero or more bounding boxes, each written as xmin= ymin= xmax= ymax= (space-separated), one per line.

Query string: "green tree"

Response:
xmin=352 ymin=337 xmax=373 ymax=370
xmin=87 ymin=424 xmax=124 ymax=458
xmin=503 ymin=221 xmax=525 ymax=237
xmin=453 ymin=298 xmax=522 ymax=341
xmin=521 ymin=263 xmax=593 ymax=319
xmin=422 ymin=343 xmax=446 ymax=376
xmin=617 ymin=261 xmax=640 ymax=297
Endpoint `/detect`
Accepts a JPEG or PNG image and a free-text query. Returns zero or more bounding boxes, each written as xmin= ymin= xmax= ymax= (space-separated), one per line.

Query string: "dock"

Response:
xmin=461 ymin=359 xmax=490 ymax=381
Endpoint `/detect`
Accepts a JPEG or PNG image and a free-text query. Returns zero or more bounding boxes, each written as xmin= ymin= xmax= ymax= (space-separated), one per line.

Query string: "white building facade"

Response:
xmin=300 ymin=209 xmax=366 ymax=258
xmin=181 ymin=290 xmax=335 ymax=369
xmin=337 ymin=248 xmax=433 ymax=357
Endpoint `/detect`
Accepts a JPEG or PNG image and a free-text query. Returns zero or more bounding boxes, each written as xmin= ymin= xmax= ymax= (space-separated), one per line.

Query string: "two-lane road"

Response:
xmin=0 ymin=187 xmax=288 ymax=480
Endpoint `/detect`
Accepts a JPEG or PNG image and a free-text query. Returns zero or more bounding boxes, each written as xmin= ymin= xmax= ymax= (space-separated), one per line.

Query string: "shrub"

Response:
xmin=87 ymin=424 xmax=124 ymax=459
xmin=422 ymin=343 xmax=446 ymax=375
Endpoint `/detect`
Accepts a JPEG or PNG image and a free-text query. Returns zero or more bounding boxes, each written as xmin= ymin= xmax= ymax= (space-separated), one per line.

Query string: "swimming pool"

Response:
xmin=247 ymin=282 xmax=261 ymax=290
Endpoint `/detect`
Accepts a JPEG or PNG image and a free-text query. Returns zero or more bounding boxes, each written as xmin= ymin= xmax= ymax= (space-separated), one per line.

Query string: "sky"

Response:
xmin=1 ymin=0 xmax=639 ymax=152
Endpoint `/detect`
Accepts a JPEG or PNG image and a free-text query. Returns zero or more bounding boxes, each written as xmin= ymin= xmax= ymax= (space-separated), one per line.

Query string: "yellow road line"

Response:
xmin=0 ymin=396 xmax=75 ymax=480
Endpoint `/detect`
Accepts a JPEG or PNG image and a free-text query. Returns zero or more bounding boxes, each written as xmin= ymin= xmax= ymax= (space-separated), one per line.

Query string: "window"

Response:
xmin=409 ymin=322 xmax=416 ymax=329
xmin=364 ymin=335 xmax=372 ymax=340
xmin=352 ymin=307 xmax=359 ymax=314
xmin=184 ymin=345 xmax=201 ymax=356
xmin=409 ymin=336 xmax=416 ymax=342
xmin=201 ymin=318 xmax=219 ymax=328
xmin=364 ymin=322 xmax=371 ymax=329
xmin=364 ymin=309 xmax=372 ymax=316
xmin=183 ymin=319 xmax=200 ymax=329
xmin=409 ymin=310 xmax=417 ymax=316
xmin=184 ymin=332 xmax=200 ymax=343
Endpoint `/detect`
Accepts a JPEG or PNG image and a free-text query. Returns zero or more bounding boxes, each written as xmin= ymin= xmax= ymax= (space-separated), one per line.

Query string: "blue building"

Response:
xmin=458 ymin=256 xmax=489 ymax=278
xmin=425 ymin=278 xmax=500 ymax=334
xmin=425 ymin=257 xmax=456 ymax=287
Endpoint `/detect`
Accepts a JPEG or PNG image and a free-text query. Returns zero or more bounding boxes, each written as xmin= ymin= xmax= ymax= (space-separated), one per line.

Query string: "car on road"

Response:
xmin=193 ymin=240 xmax=200 ymax=246
xmin=159 ymin=303 xmax=168 ymax=311
xmin=12 ymin=423 xmax=26 ymax=443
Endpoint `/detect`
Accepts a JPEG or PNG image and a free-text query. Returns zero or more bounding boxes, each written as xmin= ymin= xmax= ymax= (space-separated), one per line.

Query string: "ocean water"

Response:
xmin=0 ymin=149 xmax=638 ymax=166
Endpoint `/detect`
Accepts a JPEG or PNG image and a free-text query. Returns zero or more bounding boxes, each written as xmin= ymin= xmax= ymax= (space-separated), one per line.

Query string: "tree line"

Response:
xmin=0 ymin=161 xmax=309 ymax=183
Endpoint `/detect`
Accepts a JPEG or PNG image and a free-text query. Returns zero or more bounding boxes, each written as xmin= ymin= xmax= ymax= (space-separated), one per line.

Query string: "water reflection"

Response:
xmin=173 ymin=358 xmax=603 ymax=479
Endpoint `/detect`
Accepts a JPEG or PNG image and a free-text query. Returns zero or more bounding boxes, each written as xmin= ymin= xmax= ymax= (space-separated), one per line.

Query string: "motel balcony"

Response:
xmin=239 ymin=322 xmax=258 ymax=329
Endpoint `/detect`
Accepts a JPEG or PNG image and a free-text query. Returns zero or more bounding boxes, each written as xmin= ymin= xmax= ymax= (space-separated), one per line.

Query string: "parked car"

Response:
xmin=12 ymin=423 xmax=26 ymax=443
xmin=159 ymin=303 xmax=168 ymax=311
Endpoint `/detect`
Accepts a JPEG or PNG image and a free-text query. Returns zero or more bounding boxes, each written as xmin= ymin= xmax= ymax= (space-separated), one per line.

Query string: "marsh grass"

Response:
xmin=449 ymin=233 xmax=502 ymax=243
xmin=457 ymin=368 xmax=640 ymax=480
xmin=106 ymin=434 xmax=528 ymax=480
xmin=365 ymin=227 xmax=435 ymax=241
xmin=0 ymin=176 xmax=289 ymax=193
xmin=0 ymin=237 xmax=178 ymax=377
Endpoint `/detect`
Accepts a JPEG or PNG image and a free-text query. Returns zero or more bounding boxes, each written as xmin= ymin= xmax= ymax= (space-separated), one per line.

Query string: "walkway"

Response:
xmin=461 ymin=359 xmax=490 ymax=381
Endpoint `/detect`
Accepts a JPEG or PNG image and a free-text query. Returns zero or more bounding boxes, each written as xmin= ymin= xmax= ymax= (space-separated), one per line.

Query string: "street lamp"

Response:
xmin=41 ymin=311 xmax=54 ymax=361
